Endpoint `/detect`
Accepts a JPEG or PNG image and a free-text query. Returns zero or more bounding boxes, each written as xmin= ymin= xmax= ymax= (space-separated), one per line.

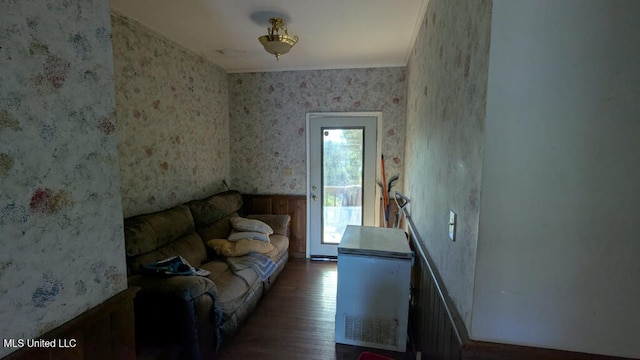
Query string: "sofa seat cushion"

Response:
xmin=200 ymin=260 xmax=261 ymax=322
xmin=264 ymin=234 xmax=289 ymax=263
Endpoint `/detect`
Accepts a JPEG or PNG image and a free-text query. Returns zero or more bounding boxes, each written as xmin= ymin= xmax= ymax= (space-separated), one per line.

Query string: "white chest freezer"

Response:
xmin=335 ymin=225 xmax=413 ymax=352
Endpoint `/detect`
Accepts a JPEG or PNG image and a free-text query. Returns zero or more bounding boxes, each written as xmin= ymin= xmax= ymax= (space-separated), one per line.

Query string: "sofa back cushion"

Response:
xmin=124 ymin=205 xmax=207 ymax=275
xmin=186 ymin=190 xmax=244 ymax=241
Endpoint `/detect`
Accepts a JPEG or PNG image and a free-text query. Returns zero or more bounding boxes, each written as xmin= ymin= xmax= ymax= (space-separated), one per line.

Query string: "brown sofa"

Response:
xmin=123 ymin=190 xmax=290 ymax=360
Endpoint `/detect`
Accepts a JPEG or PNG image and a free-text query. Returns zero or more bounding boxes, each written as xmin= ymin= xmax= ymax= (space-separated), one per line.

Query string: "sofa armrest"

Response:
xmin=247 ymin=214 xmax=291 ymax=236
xmin=128 ymin=274 xmax=218 ymax=301
xmin=128 ymin=274 xmax=220 ymax=360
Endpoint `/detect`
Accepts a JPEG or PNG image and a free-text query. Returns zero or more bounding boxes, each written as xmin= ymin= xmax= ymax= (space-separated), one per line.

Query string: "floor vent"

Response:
xmin=344 ymin=314 xmax=398 ymax=346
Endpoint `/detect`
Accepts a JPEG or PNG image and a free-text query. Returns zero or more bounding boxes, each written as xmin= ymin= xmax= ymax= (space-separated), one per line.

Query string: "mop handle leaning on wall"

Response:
xmin=381 ymin=154 xmax=388 ymax=227
xmin=393 ymin=191 xmax=410 ymax=228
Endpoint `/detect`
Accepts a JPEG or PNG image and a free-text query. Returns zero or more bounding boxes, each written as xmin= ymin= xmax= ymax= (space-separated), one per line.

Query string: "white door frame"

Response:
xmin=305 ymin=111 xmax=382 ymax=258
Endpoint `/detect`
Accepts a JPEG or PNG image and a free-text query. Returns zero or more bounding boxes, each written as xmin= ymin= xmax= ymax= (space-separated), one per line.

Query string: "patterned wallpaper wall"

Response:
xmin=404 ymin=0 xmax=492 ymax=328
xmin=0 ymin=1 xmax=126 ymax=357
xmin=228 ymin=68 xmax=407 ymax=195
xmin=111 ymin=13 xmax=230 ymax=218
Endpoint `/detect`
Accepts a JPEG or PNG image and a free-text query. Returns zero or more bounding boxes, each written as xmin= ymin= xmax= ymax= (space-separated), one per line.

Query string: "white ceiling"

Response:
xmin=110 ymin=0 xmax=428 ymax=73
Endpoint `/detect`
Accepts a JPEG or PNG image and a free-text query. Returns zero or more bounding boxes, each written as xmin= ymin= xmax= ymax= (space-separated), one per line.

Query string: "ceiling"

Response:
xmin=109 ymin=0 xmax=428 ymax=73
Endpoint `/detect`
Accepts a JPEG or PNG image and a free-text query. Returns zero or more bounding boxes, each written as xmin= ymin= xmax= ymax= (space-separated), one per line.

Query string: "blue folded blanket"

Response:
xmin=226 ymin=253 xmax=277 ymax=281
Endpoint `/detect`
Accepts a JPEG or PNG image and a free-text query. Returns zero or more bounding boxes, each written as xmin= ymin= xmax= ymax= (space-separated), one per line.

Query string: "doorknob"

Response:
xmin=312 ymin=195 xmax=318 ymax=201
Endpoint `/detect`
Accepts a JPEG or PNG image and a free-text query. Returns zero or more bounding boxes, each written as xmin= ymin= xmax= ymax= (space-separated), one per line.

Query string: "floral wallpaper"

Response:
xmin=0 ymin=0 xmax=126 ymax=357
xmin=228 ymin=67 xmax=407 ymax=195
xmin=111 ymin=13 xmax=230 ymax=218
xmin=404 ymin=0 xmax=492 ymax=328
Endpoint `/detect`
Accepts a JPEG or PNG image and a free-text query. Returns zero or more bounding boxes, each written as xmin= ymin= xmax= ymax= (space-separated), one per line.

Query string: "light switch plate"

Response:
xmin=449 ymin=210 xmax=456 ymax=241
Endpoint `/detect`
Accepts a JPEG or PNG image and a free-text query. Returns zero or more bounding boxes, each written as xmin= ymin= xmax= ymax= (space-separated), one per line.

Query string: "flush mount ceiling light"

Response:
xmin=258 ymin=17 xmax=299 ymax=61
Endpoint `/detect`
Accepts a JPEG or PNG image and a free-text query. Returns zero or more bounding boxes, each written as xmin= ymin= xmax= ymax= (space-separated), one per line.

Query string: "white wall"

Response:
xmin=472 ymin=0 xmax=640 ymax=358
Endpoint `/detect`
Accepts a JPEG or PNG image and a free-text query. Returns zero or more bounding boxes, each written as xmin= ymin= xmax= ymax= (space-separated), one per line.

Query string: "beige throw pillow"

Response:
xmin=207 ymin=238 xmax=274 ymax=257
xmin=228 ymin=230 xmax=270 ymax=242
xmin=230 ymin=217 xmax=273 ymax=235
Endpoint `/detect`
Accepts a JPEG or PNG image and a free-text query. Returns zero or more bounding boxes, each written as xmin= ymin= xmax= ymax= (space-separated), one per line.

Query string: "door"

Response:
xmin=306 ymin=112 xmax=380 ymax=258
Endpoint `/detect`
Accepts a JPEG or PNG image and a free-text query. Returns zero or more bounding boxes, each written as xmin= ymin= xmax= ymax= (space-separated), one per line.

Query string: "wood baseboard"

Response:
xmin=461 ymin=340 xmax=635 ymax=360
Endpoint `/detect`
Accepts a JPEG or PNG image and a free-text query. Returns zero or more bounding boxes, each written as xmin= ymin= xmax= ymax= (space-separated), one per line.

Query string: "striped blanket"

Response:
xmin=226 ymin=252 xmax=277 ymax=281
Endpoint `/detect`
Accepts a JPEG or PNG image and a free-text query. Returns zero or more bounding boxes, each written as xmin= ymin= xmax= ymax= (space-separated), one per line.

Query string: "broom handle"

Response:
xmin=381 ymin=154 xmax=388 ymax=227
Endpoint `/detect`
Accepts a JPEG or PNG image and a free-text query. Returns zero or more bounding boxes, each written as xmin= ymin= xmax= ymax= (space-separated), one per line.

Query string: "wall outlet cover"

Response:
xmin=449 ymin=210 xmax=456 ymax=241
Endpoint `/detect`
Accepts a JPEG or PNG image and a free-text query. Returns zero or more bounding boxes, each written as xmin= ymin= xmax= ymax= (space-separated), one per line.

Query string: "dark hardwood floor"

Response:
xmin=217 ymin=259 xmax=412 ymax=360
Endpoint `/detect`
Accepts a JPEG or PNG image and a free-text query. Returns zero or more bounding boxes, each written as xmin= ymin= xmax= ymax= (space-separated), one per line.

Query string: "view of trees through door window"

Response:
xmin=322 ymin=128 xmax=364 ymax=243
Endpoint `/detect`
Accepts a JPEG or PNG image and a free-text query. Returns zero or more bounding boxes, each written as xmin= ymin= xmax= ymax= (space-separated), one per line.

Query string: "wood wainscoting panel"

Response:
xmin=243 ymin=194 xmax=307 ymax=259
xmin=4 ymin=287 xmax=139 ymax=360
xmin=406 ymin=214 xmax=634 ymax=360
xmin=407 ymin=214 xmax=466 ymax=360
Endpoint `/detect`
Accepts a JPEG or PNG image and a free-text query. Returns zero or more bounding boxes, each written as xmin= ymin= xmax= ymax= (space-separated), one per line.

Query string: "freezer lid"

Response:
xmin=338 ymin=225 xmax=413 ymax=259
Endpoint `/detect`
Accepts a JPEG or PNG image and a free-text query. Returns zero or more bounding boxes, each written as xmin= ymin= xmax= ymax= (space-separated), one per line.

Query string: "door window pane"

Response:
xmin=322 ymin=128 xmax=364 ymax=244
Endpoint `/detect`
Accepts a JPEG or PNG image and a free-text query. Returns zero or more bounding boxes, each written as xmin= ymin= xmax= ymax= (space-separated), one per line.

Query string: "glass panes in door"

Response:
xmin=322 ymin=128 xmax=364 ymax=244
